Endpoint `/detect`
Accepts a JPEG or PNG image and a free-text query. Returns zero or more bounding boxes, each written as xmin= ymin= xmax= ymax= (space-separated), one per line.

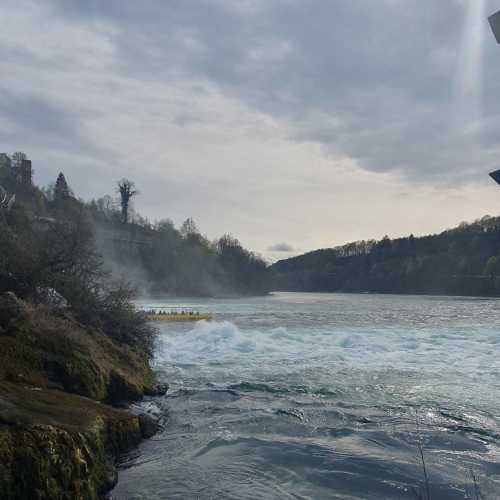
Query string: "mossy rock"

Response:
xmin=0 ymin=293 xmax=159 ymax=499
xmin=0 ymin=382 xmax=147 ymax=499
xmin=0 ymin=293 xmax=154 ymax=403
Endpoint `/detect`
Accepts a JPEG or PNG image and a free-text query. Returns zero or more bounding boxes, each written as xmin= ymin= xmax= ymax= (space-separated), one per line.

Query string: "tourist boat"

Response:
xmin=141 ymin=306 xmax=212 ymax=322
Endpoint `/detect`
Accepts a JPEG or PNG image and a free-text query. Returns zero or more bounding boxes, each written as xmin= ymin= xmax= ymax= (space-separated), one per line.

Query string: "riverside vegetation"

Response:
xmin=0 ymin=152 xmax=269 ymax=499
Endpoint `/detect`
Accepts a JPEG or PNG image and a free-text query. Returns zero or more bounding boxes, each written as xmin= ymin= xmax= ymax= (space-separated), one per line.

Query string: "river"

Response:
xmin=111 ymin=292 xmax=500 ymax=499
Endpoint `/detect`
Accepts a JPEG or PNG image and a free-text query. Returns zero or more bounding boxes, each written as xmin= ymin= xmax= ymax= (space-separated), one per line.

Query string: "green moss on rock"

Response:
xmin=0 ymin=293 xmax=160 ymax=499
xmin=0 ymin=293 xmax=154 ymax=403
xmin=0 ymin=382 xmax=148 ymax=500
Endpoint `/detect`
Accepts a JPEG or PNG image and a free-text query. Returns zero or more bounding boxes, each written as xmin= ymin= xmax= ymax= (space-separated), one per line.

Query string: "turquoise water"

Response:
xmin=111 ymin=293 xmax=500 ymax=499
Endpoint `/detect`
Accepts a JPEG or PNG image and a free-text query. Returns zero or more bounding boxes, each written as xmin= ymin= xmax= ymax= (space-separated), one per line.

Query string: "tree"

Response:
xmin=54 ymin=172 xmax=73 ymax=203
xmin=117 ymin=179 xmax=138 ymax=224
xmin=484 ymin=256 xmax=500 ymax=277
xmin=216 ymin=234 xmax=269 ymax=295
xmin=0 ymin=154 xmax=11 ymax=170
xmin=180 ymin=217 xmax=199 ymax=238
xmin=11 ymin=152 xmax=27 ymax=167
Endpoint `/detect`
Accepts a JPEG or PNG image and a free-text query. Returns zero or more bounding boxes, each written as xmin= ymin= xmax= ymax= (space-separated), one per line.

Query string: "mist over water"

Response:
xmin=112 ymin=293 xmax=500 ymax=499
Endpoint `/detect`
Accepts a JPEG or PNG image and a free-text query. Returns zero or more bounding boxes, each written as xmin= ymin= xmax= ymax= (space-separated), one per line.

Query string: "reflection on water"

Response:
xmin=112 ymin=293 xmax=500 ymax=499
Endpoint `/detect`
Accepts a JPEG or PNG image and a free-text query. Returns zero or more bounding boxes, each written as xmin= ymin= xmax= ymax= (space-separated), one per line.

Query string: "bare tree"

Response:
xmin=117 ymin=178 xmax=138 ymax=224
xmin=11 ymin=152 xmax=27 ymax=167
xmin=180 ymin=217 xmax=199 ymax=238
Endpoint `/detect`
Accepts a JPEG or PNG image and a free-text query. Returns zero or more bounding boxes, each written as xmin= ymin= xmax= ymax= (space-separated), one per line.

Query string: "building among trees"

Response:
xmin=0 ymin=152 xmax=32 ymax=187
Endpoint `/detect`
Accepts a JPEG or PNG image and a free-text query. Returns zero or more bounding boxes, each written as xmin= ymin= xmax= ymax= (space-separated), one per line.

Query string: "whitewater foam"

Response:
xmin=152 ymin=297 xmax=500 ymax=411
xmin=115 ymin=293 xmax=500 ymax=499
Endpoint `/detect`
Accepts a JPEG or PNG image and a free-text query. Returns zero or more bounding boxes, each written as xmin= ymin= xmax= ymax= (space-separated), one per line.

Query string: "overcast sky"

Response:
xmin=2 ymin=0 xmax=500 ymax=260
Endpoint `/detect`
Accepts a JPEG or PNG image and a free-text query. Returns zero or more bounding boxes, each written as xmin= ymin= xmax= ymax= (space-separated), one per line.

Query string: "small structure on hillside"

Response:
xmin=1 ymin=153 xmax=33 ymax=187
xmin=13 ymin=159 xmax=33 ymax=186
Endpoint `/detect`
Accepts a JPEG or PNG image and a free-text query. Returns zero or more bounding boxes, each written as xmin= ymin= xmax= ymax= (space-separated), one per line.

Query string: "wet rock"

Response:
xmin=139 ymin=414 xmax=160 ymax=439
xmin=0 ymin=381 xmax=150 ymax=500
xmin=0 ymin=381 xmax=157 ymax=500
xmin=107 ymin=370 xmax=144 ymax=406
xmin=99 ymin=457 xmax=118 ymax=495
xmin=276 ymin=408 xmax=305 ymax=421
xmin=144 ymin=382 xmax=169 ymax=397
xmin=356 ymin=416 xmax=373 ymax=425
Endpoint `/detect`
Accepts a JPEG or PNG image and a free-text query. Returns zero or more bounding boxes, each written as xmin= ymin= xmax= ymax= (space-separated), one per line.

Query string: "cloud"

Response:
xmin=0 ymin=92 xmax=79 ymax=146
xmin=2 ymin=0 xmax=500 ymax=256
xmin=268 ymin=243 xmax=295 ymax=253
xmin=40 ymin=0 xmax=500 ymax=184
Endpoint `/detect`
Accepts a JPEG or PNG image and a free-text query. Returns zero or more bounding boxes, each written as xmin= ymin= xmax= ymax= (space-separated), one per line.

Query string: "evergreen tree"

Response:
xmin=54 ymin=172 xmax=72 ymax=202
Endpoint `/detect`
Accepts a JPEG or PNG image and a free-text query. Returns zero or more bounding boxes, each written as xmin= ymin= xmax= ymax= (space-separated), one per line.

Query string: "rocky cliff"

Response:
xmin=0 ymin=293 xmax=160 ymax=499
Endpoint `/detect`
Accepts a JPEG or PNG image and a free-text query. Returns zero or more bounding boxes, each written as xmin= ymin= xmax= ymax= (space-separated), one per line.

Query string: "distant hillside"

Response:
xmin=88 ymin=209 xmax=270 ymax=297
xmin=271 ymin=216 xmax=500 ymax=297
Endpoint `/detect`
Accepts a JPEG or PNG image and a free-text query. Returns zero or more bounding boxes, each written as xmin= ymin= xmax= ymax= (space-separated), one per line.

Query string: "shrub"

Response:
xmin=94 ymin=282 xmax=156 ymax=355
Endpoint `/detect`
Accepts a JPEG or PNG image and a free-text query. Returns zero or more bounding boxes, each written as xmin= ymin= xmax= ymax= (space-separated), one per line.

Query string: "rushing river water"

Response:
xmin=111 ymin=292 xmax=500 ymax=499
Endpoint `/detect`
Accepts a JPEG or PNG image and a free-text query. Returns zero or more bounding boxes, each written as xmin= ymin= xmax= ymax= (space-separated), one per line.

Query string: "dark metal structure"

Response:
xmin=489 ymin=10 xmax=500 ymax=44
xmin=489 ymin=12 xmax=500 ymax=186
xmin=490 ymin=169 xmax=500 ymax=185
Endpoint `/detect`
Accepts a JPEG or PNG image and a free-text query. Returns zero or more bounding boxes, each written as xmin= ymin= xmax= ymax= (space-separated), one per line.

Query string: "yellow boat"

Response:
xmin=147 ymin=312 xmax=213 ymax=321
xmin=142 ymin=306 xmax=212 ymax=322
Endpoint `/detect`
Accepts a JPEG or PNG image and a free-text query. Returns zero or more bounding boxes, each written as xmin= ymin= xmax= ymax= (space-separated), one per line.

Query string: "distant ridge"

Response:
xmin=271 ymin=216 xmax=500 ymax=297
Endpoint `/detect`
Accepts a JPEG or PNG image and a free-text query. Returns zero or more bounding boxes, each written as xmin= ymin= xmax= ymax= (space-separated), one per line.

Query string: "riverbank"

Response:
xmin=0 ymin=292 xmax=160 ymax=499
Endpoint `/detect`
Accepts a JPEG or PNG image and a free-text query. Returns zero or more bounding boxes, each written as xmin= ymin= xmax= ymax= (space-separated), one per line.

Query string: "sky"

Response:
xmin=2 ymin=0 xmax=500 ymax=261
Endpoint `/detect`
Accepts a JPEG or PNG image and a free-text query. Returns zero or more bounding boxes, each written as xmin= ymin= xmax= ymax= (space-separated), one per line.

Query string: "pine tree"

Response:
xmin=54 ymin=172 xmax=72 ymax=202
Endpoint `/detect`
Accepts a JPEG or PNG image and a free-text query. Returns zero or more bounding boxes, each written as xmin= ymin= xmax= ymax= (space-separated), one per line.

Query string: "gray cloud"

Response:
xmin=43 ymin=0 xmax=500 ymax=184
xmin=0 ymin=92 xmax=79 ymax=146
xmin=268 ymin=243 xmax=295 ymax=253
xmin=2 ymin=0 xmax=500 ymax=255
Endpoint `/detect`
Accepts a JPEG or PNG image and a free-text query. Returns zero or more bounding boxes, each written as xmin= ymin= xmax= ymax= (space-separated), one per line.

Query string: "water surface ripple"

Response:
xmin=112 ymin=293 xmax=500 ymax=499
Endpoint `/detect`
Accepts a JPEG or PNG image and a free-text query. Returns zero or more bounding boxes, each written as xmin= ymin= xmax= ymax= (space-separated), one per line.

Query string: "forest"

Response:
xmin=272 ymin=216 xmax=500 ymax=296
xmin=0 ymin=153 xmax=271 ymax=300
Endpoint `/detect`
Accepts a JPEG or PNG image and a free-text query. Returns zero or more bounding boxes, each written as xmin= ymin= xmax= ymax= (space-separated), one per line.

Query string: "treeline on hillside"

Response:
xmin=0 ymin=152 xmax=270 ymax=298
xmin=87 ymin=194 xmax=269 ymax=297
xmin=272 ymin=216 xmax=500 ymax=296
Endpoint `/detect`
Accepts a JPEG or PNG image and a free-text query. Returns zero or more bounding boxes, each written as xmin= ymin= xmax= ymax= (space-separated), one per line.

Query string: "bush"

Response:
xmin=1 ymin=197 xmax=155 ymax=355
xmin=94 ymin=283 xmax=156 ymax=355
